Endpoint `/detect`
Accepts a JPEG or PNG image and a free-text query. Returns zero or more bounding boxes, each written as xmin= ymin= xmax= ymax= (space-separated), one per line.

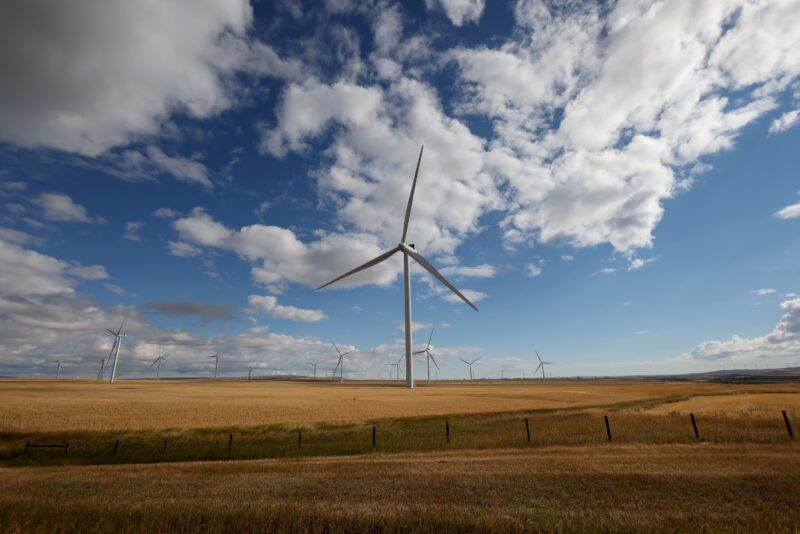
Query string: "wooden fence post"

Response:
xmin=228 ymin=434 xmax=233 ymax=453
xmin=604 ymin=415 xmax=612 ymax=442
xmin=372 ymin=426 xmax=376 ymax=448
xmin=446 ymin=421 xmax=450 ymax=443
xmin=25 ymin=441 xmax=30 ymax=453
xmin=690 ymin=413 xmax=700 ymax=440
xmin=163 ymin=438 xmax=168 ymax=451
xmin=783 ymin=410 xmax=794 ymax=440
xmin=525 ymin=418 xmax=531 ymax=443
xmin=114 ymin=439 xmax=120 ymax=455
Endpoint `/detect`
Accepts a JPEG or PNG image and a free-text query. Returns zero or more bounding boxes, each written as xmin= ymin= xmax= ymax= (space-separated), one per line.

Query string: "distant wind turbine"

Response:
xmin=209 ymin=352 xmax=221 ymax=380
xmin=459 ymin=357 xmax=481 ymax=380
xmin=309 ymin=361 xmax=318 ymax=379
xmin=535 ymin=350 xmax=554 ymax=380
xmin=317 ymin=146 xmax=479 ymax=389
xmin=97 ymin=357 xmax=106 ymax=380
xmin=413 ymin=328 xmax=439 ymax=383
xmin=148 ymin=346 xmax=166 ymax=379
xmin=388 ymin=355 xmax=404 ymax=382
xmin=51 ymin=359 xmax=62 ymax=379
xmin=332 ymin=344 xmax=355 ymax=383
xmin=105 ymin=318 xmax=126 ymax=383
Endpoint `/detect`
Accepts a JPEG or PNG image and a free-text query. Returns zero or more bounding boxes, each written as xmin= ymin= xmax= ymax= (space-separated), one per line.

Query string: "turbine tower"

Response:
xmin=535 ymin=350 xmax=554 ymax=380
xmin=388 ymin=355 xmax=403 ymax=382
xmin=332 ymin=344 xmax=354 ymax=383
xmin=318 ymin=147 xmax=478 ymax=389
xmin=149 ymin=346 xmax=166 ymax=380
xmin=209 ymin=352 xmax=221 ymax=380
xmin=309 ymin=361 xmax=318 ymax=379
xmin=97 ymin=357 xmax=106 ymax=380
xmin=51 ymin=359 xmax=62 ymax=378
xmin=106 ymin=319 xmax=126 ymax=383
xmin=459 ymin=357 xmax=481 ymax=380
xmin=413 ymin=328 xmax=439 ymax=383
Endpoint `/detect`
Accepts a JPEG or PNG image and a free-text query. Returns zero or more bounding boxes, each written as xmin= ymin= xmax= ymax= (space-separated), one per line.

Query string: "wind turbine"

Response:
xmin=388 ymin=355 xmax=403 ymax=382
xmin=209 ymin=352 xmax=221 ymax=380
xmin=332 ymin=344 xmax=355 ymax=383
xmin=309 ymin=361 xmax=318 ymax=379
xmin=318 ymin=147 xmax=479 ymax=389
xmin=148 ymin=346 xmax=166 ymax=379
xmin=51 ymin=359 xmax=62 ymax=378
xmin=248 ymin=366 xmax=253 ymax=381
xmin=97 ymin=357 xmax=106 ymax=380
xmin=458 ymin=357 xmax=480 ymax=380
xmin=413 ymin=328 xmax=439 ymax=383
xmin=105 ymin=319 xmax=126 ymax=383
xmin=535 ymin=350 xmax=554 ymax=380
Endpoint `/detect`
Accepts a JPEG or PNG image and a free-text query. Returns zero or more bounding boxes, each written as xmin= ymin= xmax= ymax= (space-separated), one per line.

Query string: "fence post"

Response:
xmin=604 ymin=415 xmax=612 ymax=442
xmin=228 ymin=434 xmax=233 ymax=453
xmin=163 ymin=438 xmax=168 ymax=451
xmin=525 ymin=418 xmax=531 ymax=444
xmin=25 ymin=441 xmax=30 ymax=453
xmin=446 ymin=421 xmax=450 ymax=443
xmin=298 ymin=430 xmax=302 ymax=450
xmin=690 ymin=413 xmax=700 ymax=440
xmin=783 ymin=410 xmax=794 ymax=440
xmin=372 ymin=426 xmax=376 ymax=448
xmin=114 ymin=439 xmax=120 ymax=455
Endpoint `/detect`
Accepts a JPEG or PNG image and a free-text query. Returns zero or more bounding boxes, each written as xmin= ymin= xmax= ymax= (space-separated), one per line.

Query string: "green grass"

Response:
xmin=1 ymin=407 xmax=795 ymax=468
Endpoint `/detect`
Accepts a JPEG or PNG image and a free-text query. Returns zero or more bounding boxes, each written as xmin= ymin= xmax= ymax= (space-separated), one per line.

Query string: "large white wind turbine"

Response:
xmin=535 ymin=350 xmax=554 ymax=380
xmin=209 ymin=352 xmax=221 ymax=380
xmin=105 ymin=319 xmax=126 ymax=383
xmin=318 ymin=147 xmax=478 ymax=389
xmin=332 ymin=344 xmax=355 ymax=383
xmin=458 ymin=356 xmax=481 ymax=380
xmin=413 ymin=328 xmax=439 ymax=383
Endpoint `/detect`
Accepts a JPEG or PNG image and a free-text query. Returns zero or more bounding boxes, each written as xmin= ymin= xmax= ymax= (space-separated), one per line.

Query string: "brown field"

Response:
xmin=2 ymin=443 xmax=799 ymax=532
xmin=2 ymin=378 xmax=799 ymax=432
xmin=642 ymin=392 xmax=800 ymax=417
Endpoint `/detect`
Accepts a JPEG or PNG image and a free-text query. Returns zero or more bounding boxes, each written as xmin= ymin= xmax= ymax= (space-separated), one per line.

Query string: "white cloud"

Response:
xmin=146 ymin=146 xmax=214 ymax=189
xmin=0 ymin=0 xmax=301 ymax=156
xmin=525 ymin=263 xmax=542 ymax=277
xmin=153 ymin=208 xmax=180 ymax=219
xmin=123 ymin=222 xmax=144 ymax=242
xmin=561 ymin=254 xmax=574 ymax=262
xmin=35 ymin=193 xmax=94 ymax=223
xmin=769 ymin=109 xmax=800 ymax=134
xmin=594 ymin=267 xmax=616 ymax=275
xmin=775 ymin=202 xmax=800 ymax=219
xmin=686 ymin=298 xmax=800 ymax=361
xmin=425 ymin=0 xmax=485 ymax=26
xmin=248 ymin=295 xmax=327 ymax=323
xmin=752 ymin=288 xmax=776 ymax=296
xmin=168 ymin=241 xmax=202 ymax=258
xmin=443 ymin=288 xmax=487 ymax=304
xmin=628 ymin=257 xmax=656 ymax=271
xmin=68 ymin=264 xmax=110 ymax=280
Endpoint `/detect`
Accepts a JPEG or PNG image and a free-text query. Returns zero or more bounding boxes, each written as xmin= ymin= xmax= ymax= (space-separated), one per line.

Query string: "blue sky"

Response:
xmin=1 ymin=0 xmax=800 ymax=379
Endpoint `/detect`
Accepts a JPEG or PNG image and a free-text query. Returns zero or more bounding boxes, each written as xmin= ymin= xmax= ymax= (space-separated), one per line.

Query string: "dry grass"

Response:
xmin=2 ymin=443 xmax=799 ymax=532
xmin=642 ymin=392 xmax=800 ymax=417
xmin=2 ymin=378 xmax=799 ymax=432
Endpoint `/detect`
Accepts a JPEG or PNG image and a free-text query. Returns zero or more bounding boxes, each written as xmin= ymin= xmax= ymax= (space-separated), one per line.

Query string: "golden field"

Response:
xmin=2 ymin=378 xmax=799 ymax=432
xmin=3 ymin=443 xmax=799 ymax=532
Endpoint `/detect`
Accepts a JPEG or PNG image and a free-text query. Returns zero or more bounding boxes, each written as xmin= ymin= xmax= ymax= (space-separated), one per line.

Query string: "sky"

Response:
xmin=1 ymin=0 xmax=800 ymax=380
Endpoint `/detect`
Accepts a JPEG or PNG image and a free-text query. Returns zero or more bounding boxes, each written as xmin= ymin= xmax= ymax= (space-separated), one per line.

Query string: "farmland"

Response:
xmin=1 ymin=378 xmax=799 ymax=532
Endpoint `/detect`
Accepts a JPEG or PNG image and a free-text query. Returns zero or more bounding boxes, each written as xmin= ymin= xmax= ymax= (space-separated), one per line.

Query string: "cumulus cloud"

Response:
xmin=440 ymin=264 xmax=496 ymax=278
xmin=752 ymin=288 xmax=776 ymax=296
xmin=769 ymin=109 xmax=800 ymax=134
xmin=168 ymin=241 xmax=202 ymax=258
xmin=426 ymin=0 xmax=485 ymax=26
xmin=68 ymin=264 xmax=110 ymax=280
xmin=123 ymin=222 xmax=143 ymax=241
xmin=628 ymin=257 xmax=656 ymax=271
xmin=35 ymin=193 xmax=95 ymax=223
xmin=686 ymin=298 xmax=800 ymax=361
xmin=146 ymin=146 xmax=214 ymax=189
xmin=247 ymin=295 xmax=327 ymax=322
xmin=153 ymin=207 xmax=180 ymax=219
xmin=525 ymin=264 xmax=542 ymax=277
xmin=775 ymin=202 xmax=800 ymax=219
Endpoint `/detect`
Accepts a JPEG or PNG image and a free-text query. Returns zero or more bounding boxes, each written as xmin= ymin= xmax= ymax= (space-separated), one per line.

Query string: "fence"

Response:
xmin=14 ymin=410 xmax=797 ymax=466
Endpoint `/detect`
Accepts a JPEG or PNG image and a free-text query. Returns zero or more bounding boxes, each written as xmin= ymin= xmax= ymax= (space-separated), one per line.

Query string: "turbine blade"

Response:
xmin=105 ymin=328 xmax=116 ymax=336
xmin=429 ymin=352 xmax=440 ymax=370
xmin=535 ymin=350 xmax=542 ymax=363
xmin=412 ymin=349 xmax=426 ymax=354
xmin=470 ymin=357 xmax=481 ymax=365
xmin=543 ymin=361 xmax=554 ymax=365
xmin=401 ymin=146 xmax=424 ymax=243
xmin=458 ymin=357 xmax=469 ymax=364
xmin=427 ymin=327 xmax=434 ymax=348
xmin=401 ymin=244 xmax=478 ymax=311
xmin=535 ymin=362 xmax=542 ymax=372
xmin=333 ymin=344 xmax=343 ymax=356
xmin=317 ymin=246 xmax=401 ymax=290
xmin=341 ymin=350 xmax=355 ymax=357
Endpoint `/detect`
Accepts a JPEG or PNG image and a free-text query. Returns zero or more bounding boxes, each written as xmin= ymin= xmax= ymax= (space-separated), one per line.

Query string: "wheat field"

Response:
xmin=2 ymin=378 xmax=798 ymax=432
